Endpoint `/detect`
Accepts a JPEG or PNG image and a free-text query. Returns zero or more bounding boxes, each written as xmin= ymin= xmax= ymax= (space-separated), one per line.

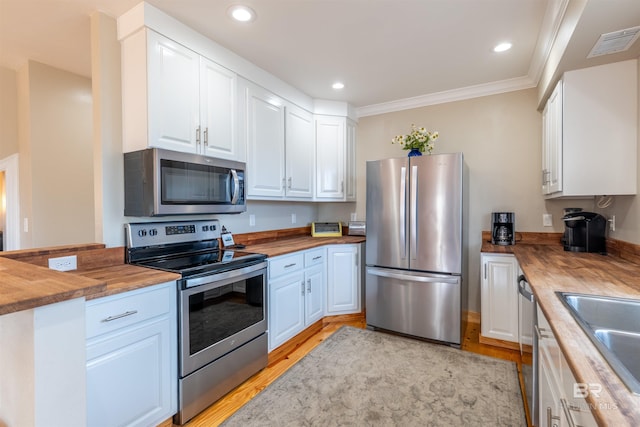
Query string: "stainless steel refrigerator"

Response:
xmin=365 ymin=152 xmax=463 ymax=345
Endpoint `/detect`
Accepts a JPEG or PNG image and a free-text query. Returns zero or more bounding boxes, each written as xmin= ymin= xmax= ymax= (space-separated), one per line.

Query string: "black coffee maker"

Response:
xmin=491 ymin=212 xmax=515 ymax=245
xmin=562 ymin=211 xmax=607 ymax=254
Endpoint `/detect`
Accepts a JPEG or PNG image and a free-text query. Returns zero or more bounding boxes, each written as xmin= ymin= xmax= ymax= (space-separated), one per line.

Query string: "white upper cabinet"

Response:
xmin=285 ymin=104 xmax=315 ymax=199
xmin=121 ymin=29 xmax=242 ymax=161
xmin=542 ymin=59 xmax=638 ymax=198
xmin=240 ymin=78 xmax=315 ymax=200
xmin=315 ymin=116 xmax=346 ymax=200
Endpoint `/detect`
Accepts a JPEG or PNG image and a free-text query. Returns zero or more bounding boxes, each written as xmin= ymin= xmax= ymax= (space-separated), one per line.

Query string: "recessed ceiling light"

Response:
xmin=493 ymin=42 xmax=512 ymax=53
xmin=332 ymin=82 xmax=345 ymax=90
xmin=227 ymin=5 xmax=256 ymax=22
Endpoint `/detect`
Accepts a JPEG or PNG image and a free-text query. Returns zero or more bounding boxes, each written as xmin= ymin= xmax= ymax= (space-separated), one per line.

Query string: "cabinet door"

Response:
xmin=345 ymin=119 xmax=357 ymax=201
xmin=87 ymin=316 xmax=173 ymax=427
xmin=305 ymin=265 xmax=325 ymax=325
xmin=542 ymin=80 xmax=563 ymax=195
xmin=200 ymin=57 xmax=240 ymax=161
xmin=315 ymin=116 xmax=345 ymax=199
xmin=268 ymin=272 xmax=305 ymax=351
xmin=480 ymin=254 xmax=519 ymax=343
xmin=147 ymin=31 xmax=199 ymax=153
xmin=285 ymin=104 xmax=315 ymax=198
xmin=326 ymin=245 xmax=360 ymax=314
xmin=539 ymin=353 xmax=563 ymax=427
xmin=243 ymin=81 xmax=286 ymax=198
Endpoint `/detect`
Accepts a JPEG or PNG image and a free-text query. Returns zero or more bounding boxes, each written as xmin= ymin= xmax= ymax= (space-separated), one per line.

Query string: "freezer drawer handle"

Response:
xmin=367 ymin=267 xmax=459 ymax=284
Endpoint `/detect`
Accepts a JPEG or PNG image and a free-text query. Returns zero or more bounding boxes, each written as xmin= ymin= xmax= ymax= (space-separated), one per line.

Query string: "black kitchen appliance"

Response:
xmin=562 ymin=211 xmax=607 ymax=254
xmin=125 ymin=219 xmax=268 ymax=424
xmin=491 ymin=212 xmax=515 ymax=245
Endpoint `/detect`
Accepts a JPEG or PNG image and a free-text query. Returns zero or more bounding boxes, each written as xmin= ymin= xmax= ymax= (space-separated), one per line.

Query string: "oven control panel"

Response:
xmin=126 ymin=220 xmax=221 ymax=248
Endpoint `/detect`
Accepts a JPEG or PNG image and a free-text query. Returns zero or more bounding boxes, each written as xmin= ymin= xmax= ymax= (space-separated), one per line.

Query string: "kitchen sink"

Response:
xmin=557 ymin=292 xmax=640 ymax=395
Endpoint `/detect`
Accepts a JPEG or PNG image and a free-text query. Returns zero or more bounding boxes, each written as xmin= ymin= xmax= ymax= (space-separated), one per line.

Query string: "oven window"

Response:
xmin=188 ymin=274 xmax=264 ymax=355
xmin=160 ymin=159 xmax=233 ymax=205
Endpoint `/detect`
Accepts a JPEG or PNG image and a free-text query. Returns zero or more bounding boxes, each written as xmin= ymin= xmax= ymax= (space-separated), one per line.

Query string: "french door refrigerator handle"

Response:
xmin=410 ymin=165 xmax=418 ymax=259
xmin=399 ymin=166 xmax=407 ymax=259
xmin=366 ymin=267 xmax=459 ymax=284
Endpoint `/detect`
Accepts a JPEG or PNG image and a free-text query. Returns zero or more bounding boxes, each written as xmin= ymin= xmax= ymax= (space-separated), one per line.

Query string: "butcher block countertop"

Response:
xmin=483 ymin=233 xmax=640 ymax=426
xmin=0 ymin=245 xmax=179 ymax=315
xmin=75 ymin=265 xmax=180 ymax=300
xmin=0 ymin=256 xmax=106 ymax=315
xmin=243 ymin=235 xmax=366 ymax=258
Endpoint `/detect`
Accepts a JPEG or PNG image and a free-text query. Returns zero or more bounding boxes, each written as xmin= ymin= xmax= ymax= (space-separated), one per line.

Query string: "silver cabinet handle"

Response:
xmin=284 ymin=263 xmax=297 ymax=269
xmin=203 ymin=127 xmax=209 ymax=146
xmin=196 ymin=126 xmax=201 ymax=146
xmin=547 ymin=406 xmax=560 ymax=427
xmin=288 ymin=177 xmax=292 ymax=189
xmin=535 ymin=324 xmax=552 ymax=340
xmin=101 ymin=310 xmax=138 ymax=323
xmin=301 ymin=281 xmax=305 ymax=296
xmin=312 ymin=256 xmax=322 ymax=261
xmin=483 ymin=263 xmax=487 ymax=280
xmin=560 ymin=398 xmax=580 ymax=427
xmin=307 ymin=278 xmax=311 ymax=293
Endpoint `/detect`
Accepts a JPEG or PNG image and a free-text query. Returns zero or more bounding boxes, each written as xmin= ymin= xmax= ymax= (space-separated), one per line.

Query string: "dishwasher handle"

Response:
xmin=518 ymin=274 xmax=535 ymax=302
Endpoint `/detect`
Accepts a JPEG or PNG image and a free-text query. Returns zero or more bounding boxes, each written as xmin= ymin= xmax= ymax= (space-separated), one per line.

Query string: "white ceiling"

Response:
xmin=1 ymin=0 xmax=639 ymax=111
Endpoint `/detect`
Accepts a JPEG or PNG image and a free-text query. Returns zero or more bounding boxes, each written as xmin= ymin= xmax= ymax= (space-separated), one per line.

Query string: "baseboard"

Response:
xmin=478 ymin=334 xmax=521 ymax=351
xmin=465 ymin=310 xmax=480 ymax=324
xmin=267 ymin=320 xmax=324 ymax=366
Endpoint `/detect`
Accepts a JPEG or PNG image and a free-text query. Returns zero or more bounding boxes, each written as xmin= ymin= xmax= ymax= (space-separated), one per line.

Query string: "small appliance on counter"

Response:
xmin=491 ymin=212 xmax=515 ymax=245
xmin=562 ymin=211 xmax=607 ymax=254
xmin=347 ymin=221 xmax=366 ymax=236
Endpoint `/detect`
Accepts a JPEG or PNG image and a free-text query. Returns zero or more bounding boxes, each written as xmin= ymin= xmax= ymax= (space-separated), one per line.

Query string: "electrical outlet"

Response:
xmin=350 ymin=212 xmax=357 ymax=221
xmin=249 ymin=214 xmax=256 ymax=227
xmin=291 ymin=213 xmax=297 ymax=224
xmin=48 ymin=255 xmax=77 ymax=272
xmin=543 ymin=213 xmax=553 ymax=227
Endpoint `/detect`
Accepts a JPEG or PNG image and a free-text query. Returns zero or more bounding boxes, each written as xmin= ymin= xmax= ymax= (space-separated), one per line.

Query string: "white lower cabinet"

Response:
xmin=85 ymin=281 xmax=177 ymax=427
xmin=537 ymin=306 xmax=597 ymax=427
xmin=326 ymin=244 xmax=361 ymax=315
xmin=480 ymin=253 xmax=519 ymax=343
xmin=268 ymin=248 xmax=326 ymax=351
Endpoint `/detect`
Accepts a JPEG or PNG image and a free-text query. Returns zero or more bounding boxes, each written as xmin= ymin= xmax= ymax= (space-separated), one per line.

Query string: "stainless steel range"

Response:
xmin=125 ymin=219 xmax=268 ymax=425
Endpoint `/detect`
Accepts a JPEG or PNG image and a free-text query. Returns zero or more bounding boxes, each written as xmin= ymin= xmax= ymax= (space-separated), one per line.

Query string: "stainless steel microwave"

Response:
xmin=124 ymin=148 xmax=246 ymax=216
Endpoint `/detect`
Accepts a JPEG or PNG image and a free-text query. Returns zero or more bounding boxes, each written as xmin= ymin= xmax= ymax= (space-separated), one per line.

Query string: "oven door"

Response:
xmin=179 ymin=261 xmax=267 ymax=377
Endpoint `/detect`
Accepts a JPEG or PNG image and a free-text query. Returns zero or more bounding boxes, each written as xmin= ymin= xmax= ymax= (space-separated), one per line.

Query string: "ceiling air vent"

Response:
xmin=587 ymin=25 xmax=640 ymax=58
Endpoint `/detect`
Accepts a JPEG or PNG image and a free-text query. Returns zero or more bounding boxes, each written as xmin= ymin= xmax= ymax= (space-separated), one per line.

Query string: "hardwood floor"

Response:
xmin=181 ymin=316 xmax=531 ymax=427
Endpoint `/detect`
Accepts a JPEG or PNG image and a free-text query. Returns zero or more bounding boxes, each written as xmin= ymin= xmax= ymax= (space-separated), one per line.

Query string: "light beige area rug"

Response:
xmin=222 ymin=326 xmax=526 ymax=426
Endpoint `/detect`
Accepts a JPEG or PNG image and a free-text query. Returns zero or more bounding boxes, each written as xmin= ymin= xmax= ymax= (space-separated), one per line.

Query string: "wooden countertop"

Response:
xmin=244 ymin=235 xmax=366 ymax=258
xmin=75 ymin=265 xmax=181 ymax=300
xmin=0 ymin=257 xmax=107 ymax=315
xmin=512 ymin=245 xmax=640 ymax=426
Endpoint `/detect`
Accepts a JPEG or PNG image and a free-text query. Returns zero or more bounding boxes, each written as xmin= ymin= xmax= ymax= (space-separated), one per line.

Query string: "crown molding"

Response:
xmin=356 ymin=75 xmax=537 ymax=118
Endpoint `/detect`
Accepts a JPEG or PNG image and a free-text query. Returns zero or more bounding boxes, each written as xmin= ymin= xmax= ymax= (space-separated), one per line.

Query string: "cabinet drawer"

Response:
xmin=304 ymin=248 xmax=325 ymax=267
xmin=86 ymin=282 xmax=174 ymax=339
xmin=269 ymin=253 xmax=304 ymax=279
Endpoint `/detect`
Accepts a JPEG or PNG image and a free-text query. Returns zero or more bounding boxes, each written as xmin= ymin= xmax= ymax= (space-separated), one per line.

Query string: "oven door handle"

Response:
xmin=518 ymin=274 xmax=534 ymax=302
xmin=184 ymin=261 xmax=266 ymax=289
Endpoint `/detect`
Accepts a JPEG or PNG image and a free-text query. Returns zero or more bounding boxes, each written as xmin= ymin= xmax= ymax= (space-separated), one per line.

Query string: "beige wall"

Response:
xmin=17 ymin=61 xmax=95 ymax=248
xmin=326 ymin=85 xmax=639 ymax=313
xmin=0 ymin=67 xmax=19 ymax=159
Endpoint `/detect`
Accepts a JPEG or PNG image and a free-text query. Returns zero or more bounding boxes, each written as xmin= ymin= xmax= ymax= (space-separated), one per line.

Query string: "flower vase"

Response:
xmin=408 ymin=148 xmax=422 ymax=157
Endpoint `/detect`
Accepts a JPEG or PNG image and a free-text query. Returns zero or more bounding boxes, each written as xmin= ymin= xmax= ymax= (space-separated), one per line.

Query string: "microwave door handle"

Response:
xmin=230 ymin=169 xmax=240 ymax=204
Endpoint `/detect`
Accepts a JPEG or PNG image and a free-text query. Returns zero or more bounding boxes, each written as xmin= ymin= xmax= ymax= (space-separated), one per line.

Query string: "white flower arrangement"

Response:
xmin=391 ymin=124 xmax=439 ymax=154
